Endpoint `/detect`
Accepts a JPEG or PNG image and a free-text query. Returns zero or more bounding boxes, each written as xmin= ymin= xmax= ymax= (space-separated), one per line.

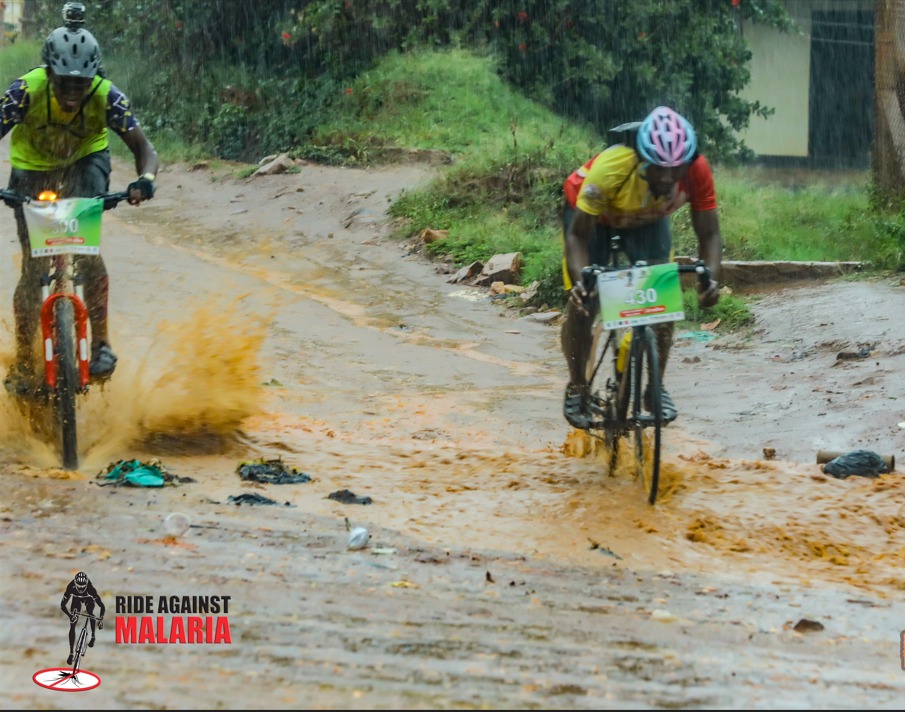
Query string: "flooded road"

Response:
xmin=1 ymin=151 xmax=903 ymax=708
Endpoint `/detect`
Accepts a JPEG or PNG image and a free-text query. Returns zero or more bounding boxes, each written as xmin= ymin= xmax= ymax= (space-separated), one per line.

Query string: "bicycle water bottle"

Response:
xmin=616 ymin=330 xmax=632 ymax=376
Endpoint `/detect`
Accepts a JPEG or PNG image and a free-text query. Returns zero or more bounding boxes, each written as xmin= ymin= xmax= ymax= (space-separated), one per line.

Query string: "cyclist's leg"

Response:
xmin=7 ymin=168 xmax=60 ymax=385
xmin=560 ymin=210 xmax=608 ymax=427
xmin=66 ymin=602 xmax=82 ymax=664
xmin=67 ymin=151 xmax=116 ymax=377
xmin=622 ymin=219 xmax=677 ymax=421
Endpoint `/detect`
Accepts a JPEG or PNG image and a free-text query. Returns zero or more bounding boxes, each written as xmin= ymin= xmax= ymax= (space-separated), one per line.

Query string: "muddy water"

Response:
xmin=1 ymin=157 xmax=904 ymax=707
xmin=5 ymin=159 xmax=902 ymax=601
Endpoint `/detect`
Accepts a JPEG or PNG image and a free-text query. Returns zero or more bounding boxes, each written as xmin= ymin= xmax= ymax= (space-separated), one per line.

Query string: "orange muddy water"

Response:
xmin=1 ymin=148 xmax=903 ymax=709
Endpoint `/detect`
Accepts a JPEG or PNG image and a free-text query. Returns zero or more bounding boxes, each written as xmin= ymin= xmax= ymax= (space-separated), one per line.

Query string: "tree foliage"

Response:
xmin=26 ymin=0 xmax=791 ymax=161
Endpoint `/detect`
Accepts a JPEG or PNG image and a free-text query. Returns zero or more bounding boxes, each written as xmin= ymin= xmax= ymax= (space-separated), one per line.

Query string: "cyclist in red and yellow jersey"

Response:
xmin=561 ymin=106 xmax=722 ymax=430
xmin=0 ymin=22 xmax=157 ymax=393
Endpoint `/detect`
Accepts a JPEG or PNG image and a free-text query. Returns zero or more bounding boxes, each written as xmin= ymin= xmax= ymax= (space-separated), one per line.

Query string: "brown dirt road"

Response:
xmin=1 ymin=150 xmax=904 ymax=709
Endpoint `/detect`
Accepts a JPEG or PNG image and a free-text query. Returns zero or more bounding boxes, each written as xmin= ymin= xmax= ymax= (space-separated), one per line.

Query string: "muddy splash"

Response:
xmin=0 ymin=298 xmax=267 ymax=471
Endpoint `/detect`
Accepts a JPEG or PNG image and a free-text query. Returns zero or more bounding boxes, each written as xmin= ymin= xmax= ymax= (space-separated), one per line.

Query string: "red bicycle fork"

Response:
xmin=40 ymin=293 xmax=90 ymax=389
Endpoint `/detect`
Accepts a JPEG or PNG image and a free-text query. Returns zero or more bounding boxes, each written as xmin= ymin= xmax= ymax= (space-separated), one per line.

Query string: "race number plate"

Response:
xmin=598 ymin=263 xmax=684 ymax=329
xmin=23 ymin=198 xmax=103 ymax=256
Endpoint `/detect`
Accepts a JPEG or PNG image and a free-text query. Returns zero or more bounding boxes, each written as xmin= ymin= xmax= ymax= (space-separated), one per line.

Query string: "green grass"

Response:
xmin=0 ymin=39 xmax=42 ymax=86
xmin=672 ymin=168 xmax=905 ymax=269
xmin=312 ymin=48 xmax=598 ymax=161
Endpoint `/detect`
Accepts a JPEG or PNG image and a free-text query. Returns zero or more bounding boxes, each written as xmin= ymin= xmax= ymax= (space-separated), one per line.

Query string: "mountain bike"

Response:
xmin=66 ymin=610 xmax=102 ymax=677
xmin=579 ymin=237 xmax=710 ymax=504
xmin=0 ymin=188 xmax=129 ymax=469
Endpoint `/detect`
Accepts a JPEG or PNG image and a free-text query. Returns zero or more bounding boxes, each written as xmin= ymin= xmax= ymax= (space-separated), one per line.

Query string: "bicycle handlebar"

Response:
xmin=0 ymin=188 xmax=131 ymax=211
xmin=581 ymin=260 xmax=712 ymax=294
xmin=65 ymin=610 xmax=103 ymax=622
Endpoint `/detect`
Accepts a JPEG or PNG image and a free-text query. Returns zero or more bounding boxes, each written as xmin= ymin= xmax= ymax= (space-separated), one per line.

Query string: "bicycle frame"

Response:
xmin=68 ymin=610 xmax=101 ymax=676
xmin=41 ymin=252 xmax=91 ymax=390
xmin=581 ymin=236 xmax=710 ymax=504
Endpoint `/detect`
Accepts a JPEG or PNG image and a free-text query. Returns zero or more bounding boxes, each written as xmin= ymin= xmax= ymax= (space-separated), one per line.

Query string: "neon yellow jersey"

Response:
xmin=9 ymin=68 xmax=111 ymax=171
xmin=575 ymin=145 xmax=698 ymax=229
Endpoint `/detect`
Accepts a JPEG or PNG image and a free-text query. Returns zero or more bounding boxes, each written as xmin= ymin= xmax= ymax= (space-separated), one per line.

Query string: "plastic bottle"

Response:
xmin=616 ymin=330 xmax=632 ymax=375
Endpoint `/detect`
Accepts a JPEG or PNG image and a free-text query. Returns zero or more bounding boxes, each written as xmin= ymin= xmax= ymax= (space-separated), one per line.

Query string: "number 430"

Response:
xmin=52 ymin=217 xmax=79 ymax=235
xmin=625 ymin=287 xmax=657 ymax=305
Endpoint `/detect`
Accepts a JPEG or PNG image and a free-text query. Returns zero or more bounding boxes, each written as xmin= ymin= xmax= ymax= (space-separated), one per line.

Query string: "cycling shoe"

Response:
xmin=644 ymin=385 xmax=678 ymax=423
xmin=563 ymin=383 xmax=593 ymax=430
xmin=67 ymin=653 xmax=74 ymax=665
xmin=89 ymin=343 xmax=118 ymax=379
xmin=4 ymin=364 xmax=36 ymax=396
xmin=88 ymin=636 xmax=96 ymax=648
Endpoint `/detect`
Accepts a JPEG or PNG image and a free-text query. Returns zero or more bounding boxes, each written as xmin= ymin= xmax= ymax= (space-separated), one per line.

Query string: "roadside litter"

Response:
xmin=328 ymin=489 xmax=373 ymax=505
xmin=95 ymin=459 xmax=195 ymax=487
xmin=345 ymin=517 xmax=371 ymax=550
xmin=227 ymin=493 xmax=295 ymax=507
xmin=237 ymin=457 xmax=312 ymax=484
xmin=819 ymin=450 xmax=892 ymax=479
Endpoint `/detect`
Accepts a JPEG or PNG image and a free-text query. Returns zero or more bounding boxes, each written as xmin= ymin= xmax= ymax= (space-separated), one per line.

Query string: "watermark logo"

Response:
xmin=115 ymin=595 xmax=232 ymax=643
xmin=32 ymin=571 xmax=105 ymax=691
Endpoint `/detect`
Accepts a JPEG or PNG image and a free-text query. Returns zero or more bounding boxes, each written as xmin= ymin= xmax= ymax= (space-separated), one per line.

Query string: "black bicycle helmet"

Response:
xmin=74 ymin=571 xmax=88 ymax=593
xmin=42 ymin=26 xmax=101 ymax=79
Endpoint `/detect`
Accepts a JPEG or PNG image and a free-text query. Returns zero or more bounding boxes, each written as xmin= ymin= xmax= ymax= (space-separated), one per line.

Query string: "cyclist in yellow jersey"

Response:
xmin=0 ymin=16 xmax=158 ymax=393
xmin=561 ymin=106 xmax=723 ymax=430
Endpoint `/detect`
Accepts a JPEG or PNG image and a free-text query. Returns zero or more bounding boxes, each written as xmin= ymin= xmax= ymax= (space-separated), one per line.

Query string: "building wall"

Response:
xmin=739 ymin=0 xmax=875 ymax=160
xmin=2 ymin=0 xmax=22 ymax=26
xmin=740 ymin=18 xmax=812 ymax=157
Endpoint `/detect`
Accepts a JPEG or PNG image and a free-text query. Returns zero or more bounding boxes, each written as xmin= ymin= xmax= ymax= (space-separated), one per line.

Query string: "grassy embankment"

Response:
xmin=4 ymin=44 xmax=902 ymax=330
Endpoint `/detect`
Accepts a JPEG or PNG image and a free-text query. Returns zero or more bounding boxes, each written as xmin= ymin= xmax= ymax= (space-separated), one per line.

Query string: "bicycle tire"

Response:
xmin=72 ymin=625 xmax=88 ymax=674
xmin=54 ymin=299 xmax=79 ymax=470
xmin=585 ymin=326 xmax=620 ymax=474
xmin=601 ymin=327 xmax=632 ymax=475
xmin=631 ymin=326 xmax=662 ymax=504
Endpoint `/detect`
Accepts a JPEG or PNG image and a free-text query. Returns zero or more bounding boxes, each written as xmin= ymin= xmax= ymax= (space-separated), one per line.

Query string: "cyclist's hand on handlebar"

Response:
xmin=697 ymin=278 xmax=720 ymax=309
xmin=126 ymin=176 xmax=156 ymax=205
xmin=569 ymin=282 xmax=595 ymax=317
xmin=98 ymin=618 xmax=104 ymax=630
xmin=70 ymin=612 xmax=78 ymax=624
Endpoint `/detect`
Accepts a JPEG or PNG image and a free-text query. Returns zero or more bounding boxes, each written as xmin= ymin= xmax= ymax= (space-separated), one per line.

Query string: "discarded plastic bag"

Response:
xmin=236 ymin=457 xmax=311 ymax=484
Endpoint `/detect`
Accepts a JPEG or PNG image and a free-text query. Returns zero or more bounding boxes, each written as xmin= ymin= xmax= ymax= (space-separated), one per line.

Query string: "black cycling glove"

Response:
xmin=127 ymin=176 xmax=156 ymax=200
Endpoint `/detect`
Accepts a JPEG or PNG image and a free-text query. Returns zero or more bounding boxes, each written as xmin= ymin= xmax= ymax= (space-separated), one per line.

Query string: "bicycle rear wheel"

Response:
xmin=630 ymin=326 xmax=662 ymax=504
xmin=53 ymin=299 xmax=80 ymax=470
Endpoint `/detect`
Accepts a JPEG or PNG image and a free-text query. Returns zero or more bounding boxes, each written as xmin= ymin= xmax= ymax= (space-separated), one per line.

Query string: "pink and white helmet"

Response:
xmin=637 ymin=106 xmax=697 ymax=167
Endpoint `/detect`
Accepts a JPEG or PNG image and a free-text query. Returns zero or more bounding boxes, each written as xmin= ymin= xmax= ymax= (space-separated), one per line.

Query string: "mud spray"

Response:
xmin=0 ymin=299 xmax=268 ymax=471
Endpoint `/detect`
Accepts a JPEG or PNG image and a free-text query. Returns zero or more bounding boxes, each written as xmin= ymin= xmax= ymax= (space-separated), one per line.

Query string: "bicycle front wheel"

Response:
xmin=54 ymin=299 xmax=80 ymax=470
xmin=72 ymin=626 xmax=88 ymax=674
xmin=630 ymin=326 xmax=661 ymax=504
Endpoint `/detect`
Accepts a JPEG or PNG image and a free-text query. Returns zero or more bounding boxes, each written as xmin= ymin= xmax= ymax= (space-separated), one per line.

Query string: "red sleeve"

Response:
xmin=563 ymin=156 xmax=597 ymax=208
xmin=683 ymin=154 xmax=717 ymax=212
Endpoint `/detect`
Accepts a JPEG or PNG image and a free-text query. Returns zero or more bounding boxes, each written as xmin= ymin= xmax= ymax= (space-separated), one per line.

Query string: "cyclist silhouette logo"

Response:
xmin=32 ymin=571 xmax=105 ymax=691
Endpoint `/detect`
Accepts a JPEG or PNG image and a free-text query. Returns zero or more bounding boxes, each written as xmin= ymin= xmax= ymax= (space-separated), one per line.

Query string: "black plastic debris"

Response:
xmin=822 ymin=450 xmax=889 ymax=479
xmin=327 ymin=489 xmax=373 ymax=505
xmin=237 ymin=457 xmax=311 ymax=485
xmin=227 ymin=493 xmax=294 ymax=507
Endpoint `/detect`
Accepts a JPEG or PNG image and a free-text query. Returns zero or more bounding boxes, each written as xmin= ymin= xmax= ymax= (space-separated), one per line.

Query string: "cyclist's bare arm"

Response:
xmin=120 ymin=125 xmax=158 ymax=179
xmin=691 ymin=208 xmax=722 ymax=308
xmin=60 ymin=593 xmax=76 ymax=622
xmin=565 ymin=209 xmax=598 ymax=315
xmin=120 ymin=126 xmax=159 ymax=205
